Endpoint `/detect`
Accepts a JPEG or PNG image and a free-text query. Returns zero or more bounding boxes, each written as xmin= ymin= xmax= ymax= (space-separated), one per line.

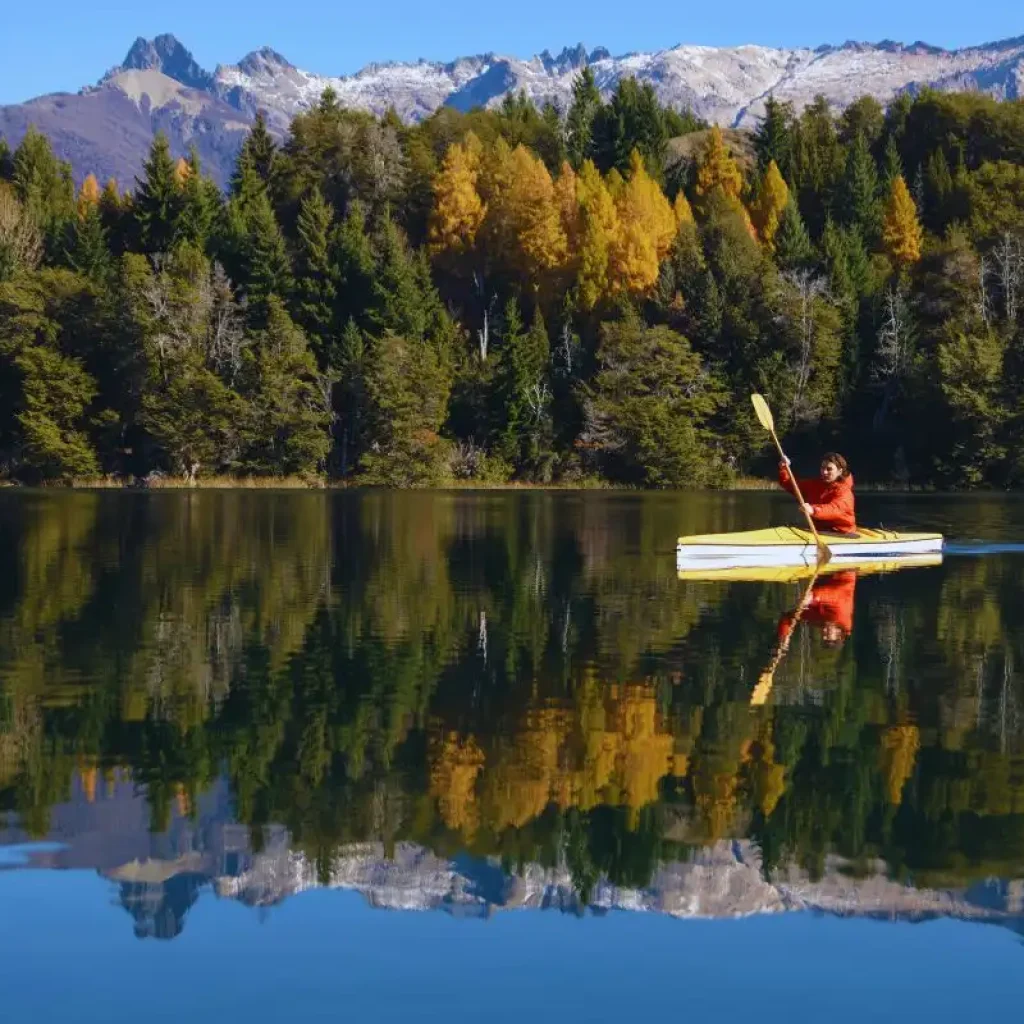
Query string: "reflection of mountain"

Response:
xmin=2 ymin=782 xmax=1021 ymax=940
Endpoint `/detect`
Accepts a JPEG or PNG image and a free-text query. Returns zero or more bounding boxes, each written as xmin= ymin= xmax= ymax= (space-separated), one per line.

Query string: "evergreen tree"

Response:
xmin=176 ymin=148 xmax=221 ymax=248
xmin=565 ymin=67 xmax=602 ymax=170
xmin=293 ymin=187 xmax=339 ymax=366
xmin=754 ymin=96 xmax=794 ymax=178
xmin=774 ymin=196 xmax=815 ymax=271
xmin=591 ymin=78 xmax=668 ymax=177
xmin=65 ymin=204 xmax=110 ymax=281
xmin=840 ymin=133 xmax=882 ymax=242
xmin=133 ymin=133 xmax=182 ymax=254
xmin=498 ymin=304 xmax=553 ymax=474
xmin=242 ymin=297 xmax=332 ymax=474
xmin=240 ymin=190 xmax=293 ymax=327
xmin=11 ymin=126 xmax=75 ymax=245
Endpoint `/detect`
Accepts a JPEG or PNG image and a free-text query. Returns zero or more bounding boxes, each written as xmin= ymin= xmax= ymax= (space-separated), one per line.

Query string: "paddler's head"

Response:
xmin=820 ymin=452 xmax=850 ymax=485
xmin=821 ymin=622 xmax=848 ymax=647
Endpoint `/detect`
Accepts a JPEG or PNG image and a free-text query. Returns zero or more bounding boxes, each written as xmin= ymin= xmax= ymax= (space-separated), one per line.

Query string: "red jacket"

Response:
xmin=777 ymin=571 xmax=857 ymax=641
xmin=778 ymin=465 xmax=857 ymax=534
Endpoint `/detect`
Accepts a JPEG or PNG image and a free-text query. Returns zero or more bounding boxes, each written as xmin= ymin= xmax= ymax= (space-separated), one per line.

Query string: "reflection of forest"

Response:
xmin=1 ymin=491 xmax=1023 ymax=897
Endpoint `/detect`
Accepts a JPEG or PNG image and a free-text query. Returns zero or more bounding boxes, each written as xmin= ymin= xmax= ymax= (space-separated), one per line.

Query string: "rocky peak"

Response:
xmin=236 ymin=46 xmax=294 ymax=77
xmin=118 ymin=33 xmax=213 ymax=90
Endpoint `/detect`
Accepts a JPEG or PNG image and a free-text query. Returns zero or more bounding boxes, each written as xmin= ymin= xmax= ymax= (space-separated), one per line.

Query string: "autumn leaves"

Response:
xmin=427 ymin=135 xmax=679 ymax=310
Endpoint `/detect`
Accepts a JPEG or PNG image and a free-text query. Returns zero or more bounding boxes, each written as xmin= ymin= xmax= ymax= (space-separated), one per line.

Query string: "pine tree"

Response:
xmin=11 ymin=127 xmax=75 ymax=246
xmin=774 ymin=196 xmax=815 ymax=271
xmin=65 ymin=203 xmax=110 ymax=280
xmin=243 ymin=297 xmax=332 ymax=475
xmin=882 ymin=135 xmax=904 ymax=188
xmin=565 ymin=67 xmax=602 ymax=170
xmin=754 ymin=96 xmax=793 ymax=177
xmin=293 ymin=186 xmax=338 ymax=365
xmin=498 ymin=300 xmax=552 ymax=470
xmin=751 ymin=160 xmax=790 ymax=250
xmin=840 ymin=132 xmax=881 ymax=241
xmin=333 ymin=200 xmax=376 ymax=331
xmin=882 ymin=175 xmax=923 ymax=269
xmin=133 ymin=132 xmax=182 ymax=254
xmin=245 ymin=111 xmax=277 ymax=185
xmin=241 ymin=190 xmax=293 ymax=327
xmin=176 ymin=148 xmax=220 ymax=248
xmin=0 ymin=137 xmax=12 ymax=180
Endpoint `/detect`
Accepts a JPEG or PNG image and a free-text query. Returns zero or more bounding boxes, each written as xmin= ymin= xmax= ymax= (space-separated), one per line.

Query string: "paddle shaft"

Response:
xmin=751 ymin=566 xmax=823 ymax=706
xmin=765 ymin=428 xmax=828 ymax=556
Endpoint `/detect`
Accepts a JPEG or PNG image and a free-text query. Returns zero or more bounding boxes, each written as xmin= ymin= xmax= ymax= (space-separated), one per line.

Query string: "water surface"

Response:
xmin=1 ymin=490 xmax=1022 ymax=1021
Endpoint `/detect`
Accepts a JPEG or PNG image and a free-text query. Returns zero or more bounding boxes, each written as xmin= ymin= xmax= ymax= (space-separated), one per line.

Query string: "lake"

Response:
xmin=1 ymin=489 xmax=1022 ymax=1022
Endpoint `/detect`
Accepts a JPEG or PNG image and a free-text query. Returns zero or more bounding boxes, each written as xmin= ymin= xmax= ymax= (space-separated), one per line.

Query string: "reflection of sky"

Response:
xmin=0 ymin=870 xmax=1020 ymax=1023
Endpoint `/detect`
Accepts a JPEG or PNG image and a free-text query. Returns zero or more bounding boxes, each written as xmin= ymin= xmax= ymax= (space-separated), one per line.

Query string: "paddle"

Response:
xmin=750 ymin=565 xmax=823 ymax=706
xmin=750 ymin=393 xmax=831 ymax=565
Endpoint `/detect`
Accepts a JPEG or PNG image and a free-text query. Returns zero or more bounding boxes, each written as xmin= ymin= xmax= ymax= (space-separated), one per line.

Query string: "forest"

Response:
xmin=1 ymin=76 xmax=1024 ymax=487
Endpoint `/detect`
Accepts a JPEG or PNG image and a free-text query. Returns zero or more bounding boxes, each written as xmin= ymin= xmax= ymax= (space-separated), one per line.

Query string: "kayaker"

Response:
xmin=778 ymin=452 xmax=856 ymax=535
xmin=777 ymin=571 xmax=856 ymax=647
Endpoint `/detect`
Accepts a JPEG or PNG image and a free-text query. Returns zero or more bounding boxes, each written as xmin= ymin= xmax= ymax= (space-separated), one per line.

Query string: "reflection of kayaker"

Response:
xmin=777 ymin=570 xmax=856 ymax=647
xmin=778 ymin=453 xmax=856 ymax=535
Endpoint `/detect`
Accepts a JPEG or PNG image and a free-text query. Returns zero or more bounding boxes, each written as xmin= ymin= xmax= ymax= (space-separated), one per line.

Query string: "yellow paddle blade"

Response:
xmin=750 ymin=673 xmax=774 ymax=706
xmin=751 ymin=393 xmax=774 ymax=433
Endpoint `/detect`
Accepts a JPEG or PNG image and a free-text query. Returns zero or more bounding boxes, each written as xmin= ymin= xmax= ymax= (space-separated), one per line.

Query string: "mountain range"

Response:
xmin=1 ymin=30 xmax=1024 ymax=189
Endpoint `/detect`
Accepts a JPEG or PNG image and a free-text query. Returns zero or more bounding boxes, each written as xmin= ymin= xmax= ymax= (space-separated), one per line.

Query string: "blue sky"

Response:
xmin=0 ymin=0 xmax=1020 ymax=105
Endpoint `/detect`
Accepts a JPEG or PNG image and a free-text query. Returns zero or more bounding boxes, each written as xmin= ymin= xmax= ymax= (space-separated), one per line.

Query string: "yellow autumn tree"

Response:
xmin=77 ymin=174 xmax=101 ymax=219
xmin=174 ymin=157 xmax=191 ymax=188
xmin=695 ymin=126 xmax=743 ymax=202
xmin=608 ymin=150 xmax=676 ymax=295
xmin=751 ymin=160 xmax=790 ymax=250
xmin=575 ymin=159 xmax=620 ymax=311
xmin=673 ymin=190 xmax=694 ymax=229
xmin=553 ymin=160 xmax=581 ymax=279
xmin=428 ymin=728 xmax=485 ymax=836
xmin=480 ymin=141 xmax=567 ymax=286
xmin=427 ymin=132 xmax=486 ymax=262
xmin=882 ymin=174 xmax=923 ymax=268
xmin=880 ymin=724 xmax=920 ymax=805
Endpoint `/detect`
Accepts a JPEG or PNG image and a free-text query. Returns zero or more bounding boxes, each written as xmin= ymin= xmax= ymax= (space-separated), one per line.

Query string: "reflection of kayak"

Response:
xmin=676 ymin=526 xmax=944 ymax=571
xmin=677 ymin=554 xmax=942 ymax=582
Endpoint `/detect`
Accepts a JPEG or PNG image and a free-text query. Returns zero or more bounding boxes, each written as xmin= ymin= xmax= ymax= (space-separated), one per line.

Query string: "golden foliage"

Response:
xmin=880 ymin=724 xmax=920 ymax=805
xmin=480 ymin=141 xmax=568 ymax=284
xmin=882 ymin=175 xmax=923 ymax=268
xmin=428 ymin=729 xmax=486 ymax=836
xmin=575 ymin=160 xmax=620 ymax=311
xmin=608 ymin=150 xmax=676 ymax=295
xmin=695 ymin=125 xmax=744 ymax=201
xmin=174 ymin=157 xmax=191 ymax=188
xmin=77 ymin=174 xmax=101 ymax=219
xmin=427 ymin=132 xmax=486 ymax=261
xmin=751 ymin=160 xmax=790 ymax=249
xmin=673 ymin=191 xmax=694 ymax=229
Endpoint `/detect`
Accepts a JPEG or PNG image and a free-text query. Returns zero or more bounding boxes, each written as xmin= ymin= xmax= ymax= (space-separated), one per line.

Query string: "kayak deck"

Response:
xmin=677 ymin=525 xmax=944 ymax=569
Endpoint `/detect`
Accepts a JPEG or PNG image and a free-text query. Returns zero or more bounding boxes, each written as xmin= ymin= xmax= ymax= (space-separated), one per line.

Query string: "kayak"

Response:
xmin=677 ymin=553 xmax=943 ymax=582
xmin=676 ymin=526 xmax=944 ymax=571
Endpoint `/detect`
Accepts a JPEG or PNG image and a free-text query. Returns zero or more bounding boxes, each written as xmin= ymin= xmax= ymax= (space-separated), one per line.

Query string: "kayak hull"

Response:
xmin=676 ymin=526 xmax=944 ymax=571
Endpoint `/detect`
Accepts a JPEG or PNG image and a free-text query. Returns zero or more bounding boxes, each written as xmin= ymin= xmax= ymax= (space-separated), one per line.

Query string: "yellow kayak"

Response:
xmin=677 ymin=526 xmax=944 ymax=572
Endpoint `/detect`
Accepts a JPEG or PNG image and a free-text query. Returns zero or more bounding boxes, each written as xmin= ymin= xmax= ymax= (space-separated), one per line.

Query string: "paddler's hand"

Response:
xmin=801 ymin=503 xmax=814 ymax=518
xmin=779 ymin=456 xmax=791 ymax=469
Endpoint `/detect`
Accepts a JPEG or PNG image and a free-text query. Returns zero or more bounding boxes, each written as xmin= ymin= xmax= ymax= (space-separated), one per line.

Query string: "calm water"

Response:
xmin=1 ymin=489 xmax=1023 ymax=1022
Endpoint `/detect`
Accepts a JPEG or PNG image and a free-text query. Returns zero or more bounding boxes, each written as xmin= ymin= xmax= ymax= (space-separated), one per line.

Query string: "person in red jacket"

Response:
xmin=778 ymin=452 xmax=857 ymax=535
xmin=777 ymin=571 xmax=857 ymax=648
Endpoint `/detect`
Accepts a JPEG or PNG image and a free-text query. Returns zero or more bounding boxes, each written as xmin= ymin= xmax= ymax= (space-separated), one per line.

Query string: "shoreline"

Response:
xmin=1 ymin=477 xmax=1016 ymax=495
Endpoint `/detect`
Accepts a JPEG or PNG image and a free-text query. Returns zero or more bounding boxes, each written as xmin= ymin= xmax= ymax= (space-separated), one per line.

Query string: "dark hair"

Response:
xmin=821 ymin=452 xmax=850 ymax=480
